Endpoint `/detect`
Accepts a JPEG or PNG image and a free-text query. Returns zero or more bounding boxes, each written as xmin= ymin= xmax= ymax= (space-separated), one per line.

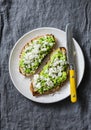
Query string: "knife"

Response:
xmin=66 ymin=24 xmax=77 ymax=103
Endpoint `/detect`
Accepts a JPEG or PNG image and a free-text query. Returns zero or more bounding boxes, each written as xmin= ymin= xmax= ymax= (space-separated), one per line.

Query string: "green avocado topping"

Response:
xmin=19 ymin=35 xmax=55 ymax=74
xmin=33 ymin=49 xmax=68 ymax=94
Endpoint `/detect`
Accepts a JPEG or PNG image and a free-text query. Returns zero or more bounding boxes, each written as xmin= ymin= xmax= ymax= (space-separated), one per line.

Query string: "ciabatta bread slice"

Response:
xmin=19 ymin=34 xmax=56 ymax=76
xmin=30 ymin=47 xmax=68 ymax=96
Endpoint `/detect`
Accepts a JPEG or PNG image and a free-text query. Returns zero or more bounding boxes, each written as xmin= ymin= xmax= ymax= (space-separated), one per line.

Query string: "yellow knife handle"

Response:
xmin=70 ymin=69 xmax=77 ymax=103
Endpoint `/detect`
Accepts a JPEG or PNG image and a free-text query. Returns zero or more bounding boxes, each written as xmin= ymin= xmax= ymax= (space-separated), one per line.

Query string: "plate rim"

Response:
xmin=9 ymin=27 xmax=85 ymax=103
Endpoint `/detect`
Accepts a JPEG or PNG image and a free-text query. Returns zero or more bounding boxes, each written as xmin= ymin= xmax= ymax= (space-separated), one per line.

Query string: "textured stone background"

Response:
xmin=0 ymin=0 xmax=91 ymax=130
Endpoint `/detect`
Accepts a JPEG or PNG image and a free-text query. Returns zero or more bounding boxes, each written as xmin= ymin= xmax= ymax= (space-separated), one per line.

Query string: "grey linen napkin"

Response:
xmin=0 ymin=0 xmax=91 ymax=130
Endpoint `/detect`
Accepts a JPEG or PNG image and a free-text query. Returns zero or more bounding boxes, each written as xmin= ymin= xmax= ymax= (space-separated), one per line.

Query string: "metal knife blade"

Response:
xmin=66 ymin=24 xmax=74 ymax=67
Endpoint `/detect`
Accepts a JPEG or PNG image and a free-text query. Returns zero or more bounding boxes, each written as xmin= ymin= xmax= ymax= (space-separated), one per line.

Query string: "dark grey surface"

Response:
xmin=0 ymin=0 xmax=91 ymax=130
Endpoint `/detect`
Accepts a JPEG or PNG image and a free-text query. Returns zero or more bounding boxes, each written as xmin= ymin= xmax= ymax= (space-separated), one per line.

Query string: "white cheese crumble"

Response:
xmin=42 ymin=41 xmax=49 ymax=47
xmin=50 ymin=42 xmax=54 ymax=46
xmin=48 ymin=58 xmax=65 ymax=77
xmin=35 ymin=83 xmax=41 ymax=89
xmin=33 ymin=57 xmax=66 ymax=89
xmin=23 ymin=40 xmax=55 ymax=67
xmin=24 ymin=43 xmax=40 ymax=65
xmin=33 ymin=74 xmax=39 ymax=81
xmin=43 ymin=41 xmax=48 ymax=45
xmin=25 ymin=46 xmax=32 ymax=52
xmin=46 ymin=78 xmax=54 ymax=87
xmin=41 ymin=48 xmax=47 ymax=51
xmin=58 ymin=72 xmax=62 ymax=77
xmin=33 ymin=74 xmax=39 ymax=86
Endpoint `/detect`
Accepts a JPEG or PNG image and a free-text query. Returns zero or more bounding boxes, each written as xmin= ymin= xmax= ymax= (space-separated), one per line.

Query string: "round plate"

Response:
xmin=9 ymin=27 xmax=85 ymax=103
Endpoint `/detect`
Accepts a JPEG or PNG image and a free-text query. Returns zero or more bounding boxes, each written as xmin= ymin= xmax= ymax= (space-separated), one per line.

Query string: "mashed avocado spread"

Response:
xmin=19 ymin=35 xmax=55 ymax=74
xmin=33 ymin=48 xmax=68 ymax=94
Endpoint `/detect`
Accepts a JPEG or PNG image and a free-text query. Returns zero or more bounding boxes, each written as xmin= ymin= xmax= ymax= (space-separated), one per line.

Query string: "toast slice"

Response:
xmin=30 ymin=47 xmax=68 ymax=96
xmin=19 ymin=34 xmax=56 ymax=76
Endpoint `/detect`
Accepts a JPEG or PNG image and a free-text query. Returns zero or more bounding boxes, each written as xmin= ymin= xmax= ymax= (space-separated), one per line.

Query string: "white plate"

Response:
xmin=9 ymin=27 xmax=85 ymax=103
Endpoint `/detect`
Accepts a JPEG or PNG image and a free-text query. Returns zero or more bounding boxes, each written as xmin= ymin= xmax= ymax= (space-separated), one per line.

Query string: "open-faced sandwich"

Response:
xmin=30 ymin=47 xmax=68 ymax=96
xmin=19 ymin=34 xmax=56 ymax=76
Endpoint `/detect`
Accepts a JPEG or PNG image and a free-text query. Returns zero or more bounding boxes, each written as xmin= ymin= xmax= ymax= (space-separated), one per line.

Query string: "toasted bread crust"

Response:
xmin=30 ymin=47 xmax=68 ymax=96
xmin=30 ymin=83 xmax=60 ymax=96
xmin=19 ymin=34 xmax=56 ymax=77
